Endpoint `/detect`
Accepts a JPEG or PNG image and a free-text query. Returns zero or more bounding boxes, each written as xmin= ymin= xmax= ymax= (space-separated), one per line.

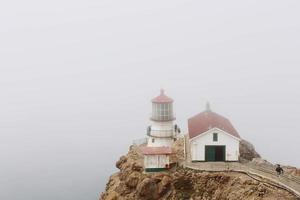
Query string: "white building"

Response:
xmin=142 ymin=90 xmax=180 ymax=172
xmin=188 ymin=104 xmax=241 ymax=162
xmin=142 ymin=146 xmax=172 ymax=172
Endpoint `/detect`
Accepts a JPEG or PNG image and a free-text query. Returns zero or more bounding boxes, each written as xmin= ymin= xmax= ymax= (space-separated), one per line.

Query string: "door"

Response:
xmin=205 ymin=146 xmax=216 ymax=161
xmin=215 ymin=146 xmax=225 ymax=161
xmin=205 ymin=145 xmax=225 ymax=161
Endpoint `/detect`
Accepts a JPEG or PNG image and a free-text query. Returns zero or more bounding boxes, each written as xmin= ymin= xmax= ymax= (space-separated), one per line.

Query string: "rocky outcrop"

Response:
xmin=239 ymin=139 xmax=261 ymax=162
xmin=284 ymin=166 xmax=300 ymax=177
xmin=170 ymin=137 xmax=185 ymax=164
xmin=100 ymin=144 xmax=298 ymax=200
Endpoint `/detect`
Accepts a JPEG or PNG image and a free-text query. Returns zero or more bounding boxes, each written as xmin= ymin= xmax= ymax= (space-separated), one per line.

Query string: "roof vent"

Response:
xmin=206 ymin=102 xmax=211 ymax=111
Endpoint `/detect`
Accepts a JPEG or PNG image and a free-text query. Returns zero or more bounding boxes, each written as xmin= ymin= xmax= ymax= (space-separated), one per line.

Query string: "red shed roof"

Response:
xmin=142 ymin=146 xmax=172 ymax=155
xmin=152 ymin=89 xmax=173 ymax=103
xmin=188 ymin=110 xmax=240 ymax=139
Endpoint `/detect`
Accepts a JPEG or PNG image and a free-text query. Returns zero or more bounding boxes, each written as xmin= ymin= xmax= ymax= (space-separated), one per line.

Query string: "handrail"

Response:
xmin=147 ymin=132 xmax=176 ymax=138
xmin=246 ymin=163 xmax=300 ymax=184
xmin=183 ymin=134 xmax=186 ymax=161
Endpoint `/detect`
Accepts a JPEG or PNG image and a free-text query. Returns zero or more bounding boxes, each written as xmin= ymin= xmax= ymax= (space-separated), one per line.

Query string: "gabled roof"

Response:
xmin=152 ymin=89 xmax=173 ymax=103
xmin=142 ymin=146 xmax=172 ymax=155
xmin=188 ymin=110 xmax=240 ymax=139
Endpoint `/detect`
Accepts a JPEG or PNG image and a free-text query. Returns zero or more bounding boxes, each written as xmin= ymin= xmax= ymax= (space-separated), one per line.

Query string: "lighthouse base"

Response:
xmin=147 ymin=137 xmax=175 ymax=147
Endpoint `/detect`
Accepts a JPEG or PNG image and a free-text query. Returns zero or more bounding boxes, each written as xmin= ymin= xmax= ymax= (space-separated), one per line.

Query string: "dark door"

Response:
xmin=205 ymin=145 xmax=225 ymax=161
xmin=205 ymin=146 xmax=215 ymax=161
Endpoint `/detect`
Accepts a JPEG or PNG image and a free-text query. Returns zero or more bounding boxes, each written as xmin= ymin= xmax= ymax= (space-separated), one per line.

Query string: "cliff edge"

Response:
xmin=100 ymin=139 xmax=298 ymax=200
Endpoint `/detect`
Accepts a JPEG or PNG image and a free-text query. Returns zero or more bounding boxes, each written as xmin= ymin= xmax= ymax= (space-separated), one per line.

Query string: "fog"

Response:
xmin=1 ymin=0 xmax=300 ymax=199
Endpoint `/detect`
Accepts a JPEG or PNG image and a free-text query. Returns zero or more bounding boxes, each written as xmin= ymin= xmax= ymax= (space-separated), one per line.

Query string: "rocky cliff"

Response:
xmin=100 ymin=140 xmax=298 ymax=200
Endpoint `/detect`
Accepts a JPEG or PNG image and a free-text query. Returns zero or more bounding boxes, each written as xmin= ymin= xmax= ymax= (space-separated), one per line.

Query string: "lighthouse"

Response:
xmin=147 ymin=89 xmax=179 ymax=147
xmin=142 ymin=90 xmax=180 ymax=172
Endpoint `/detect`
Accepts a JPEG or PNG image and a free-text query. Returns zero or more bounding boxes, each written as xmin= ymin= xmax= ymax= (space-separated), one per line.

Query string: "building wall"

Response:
xmin=147 ymin=120 xmax=175 ymax=147
xmin=147 ymin=137 xmax=174 ymax=147
xmin=150 ymin=121 xmax=174 ymax=137
xmin=190 ymin=128 xmax=240 ymax=161
xmin=144 ymin=154 xmax=170 ymax=169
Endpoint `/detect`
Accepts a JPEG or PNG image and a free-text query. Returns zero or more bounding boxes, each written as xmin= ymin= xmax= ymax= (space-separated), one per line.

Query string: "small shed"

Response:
xmin=142 ymin=146 xmax=172 ymax=172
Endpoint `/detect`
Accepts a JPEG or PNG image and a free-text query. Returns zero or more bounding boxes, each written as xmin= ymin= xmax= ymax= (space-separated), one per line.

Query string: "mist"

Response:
xmin=1 ymin=0 xmax=300 ymax=199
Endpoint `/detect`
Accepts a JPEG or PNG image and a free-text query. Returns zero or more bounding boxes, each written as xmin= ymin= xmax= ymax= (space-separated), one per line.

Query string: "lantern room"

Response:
xmin=151 ymin=89 xmax=175 ymax=122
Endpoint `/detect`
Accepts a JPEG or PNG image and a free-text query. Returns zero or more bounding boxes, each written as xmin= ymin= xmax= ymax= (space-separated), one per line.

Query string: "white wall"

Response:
xmin=144 ymin=155 xmax=169 ymax=168
xmin=147 ymin=137 xmax=174 ymax=147
xmin=190 ymin=128 xmax=240 ymax=161
xmin=150 ymin=120 xmax=174 ymax=137
xmin=147 ymin=120 xmax=175 ymax=147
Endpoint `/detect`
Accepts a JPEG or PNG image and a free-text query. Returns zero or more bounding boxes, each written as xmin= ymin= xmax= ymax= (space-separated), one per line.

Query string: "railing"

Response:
xmin=183 ymin=135 xmax=186 ymax=161
xmin=147 ymin=128 xmax=180 ymax=138
xmin=147 ymin=133 xmax=176 ymax=139
xmin=184 ymin=161 xmax=300 ymax=198
xmin=246 ymin=162 xmax=300 ymax=185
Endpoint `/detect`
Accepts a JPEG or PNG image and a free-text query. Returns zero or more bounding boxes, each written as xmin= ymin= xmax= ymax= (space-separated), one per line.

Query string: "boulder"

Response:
xmin=116 ymin=156 xmax=127 ymax=170
xmin=158 ymin=175 xmax=172 ymax=196
xmin=239 ymin=139 xmax=260 ymax=161
xmin=137 ymin=178 xmax=159 ymax=200
xmin=125 ymin=171 xmax=141 ymax=189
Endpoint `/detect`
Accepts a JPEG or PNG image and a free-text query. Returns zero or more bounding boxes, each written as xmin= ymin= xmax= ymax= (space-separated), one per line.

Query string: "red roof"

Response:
xmin=152 ymin=89 xmax=173 ymax=103
xmin=142 ymin=146 xmax=172 ymax=155
xmin=188 ymin=110 xmax=240 ymax=139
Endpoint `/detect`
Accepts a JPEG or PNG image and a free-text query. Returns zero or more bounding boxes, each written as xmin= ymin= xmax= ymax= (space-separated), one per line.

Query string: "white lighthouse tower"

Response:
xmin=142 ymin=89 xmax=180 ymax=172
xmin=147 ymin=89 xmax=179 ymax=147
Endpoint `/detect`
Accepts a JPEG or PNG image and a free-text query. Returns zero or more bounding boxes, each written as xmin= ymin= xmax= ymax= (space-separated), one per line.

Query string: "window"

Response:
xmin=213 ymin=133 xmax=218 ymax=142
xmin=152 ymin=138 xmax=155 ymax=143
xmin=152 ymin=103 xmax=173 ymax=121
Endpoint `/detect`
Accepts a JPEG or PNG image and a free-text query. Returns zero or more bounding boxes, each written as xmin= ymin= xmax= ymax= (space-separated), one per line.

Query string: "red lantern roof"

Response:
xmin=152 ymin=89 xmax=173 ymax=103
xmin=142 ymin=146 xmax=172 ymax=155
xmin=188 ymin=110 xmax=240 ymax=139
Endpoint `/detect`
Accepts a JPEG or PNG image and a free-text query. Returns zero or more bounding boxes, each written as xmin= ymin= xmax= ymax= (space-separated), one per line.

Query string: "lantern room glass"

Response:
xmin=152 ymin=103 xmax=174 ymax=121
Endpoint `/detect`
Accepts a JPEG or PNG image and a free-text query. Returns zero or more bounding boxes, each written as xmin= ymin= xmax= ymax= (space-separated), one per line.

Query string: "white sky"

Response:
xmin=1 ymin=1 xmax=300 ymax=200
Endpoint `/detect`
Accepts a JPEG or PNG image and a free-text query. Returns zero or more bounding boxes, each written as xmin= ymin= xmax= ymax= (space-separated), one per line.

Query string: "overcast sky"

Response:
xmin=1 ymin=1 xmax=300 ymax=200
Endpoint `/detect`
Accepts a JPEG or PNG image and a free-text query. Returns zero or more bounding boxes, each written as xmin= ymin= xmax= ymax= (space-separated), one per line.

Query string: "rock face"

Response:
xmin=284 ymin=166 xmax=300 ymax=177
xmin=100 ymin=144 xmax=298 ymax=200
xmin=239 ymin=139 xmax=261 ymax=162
